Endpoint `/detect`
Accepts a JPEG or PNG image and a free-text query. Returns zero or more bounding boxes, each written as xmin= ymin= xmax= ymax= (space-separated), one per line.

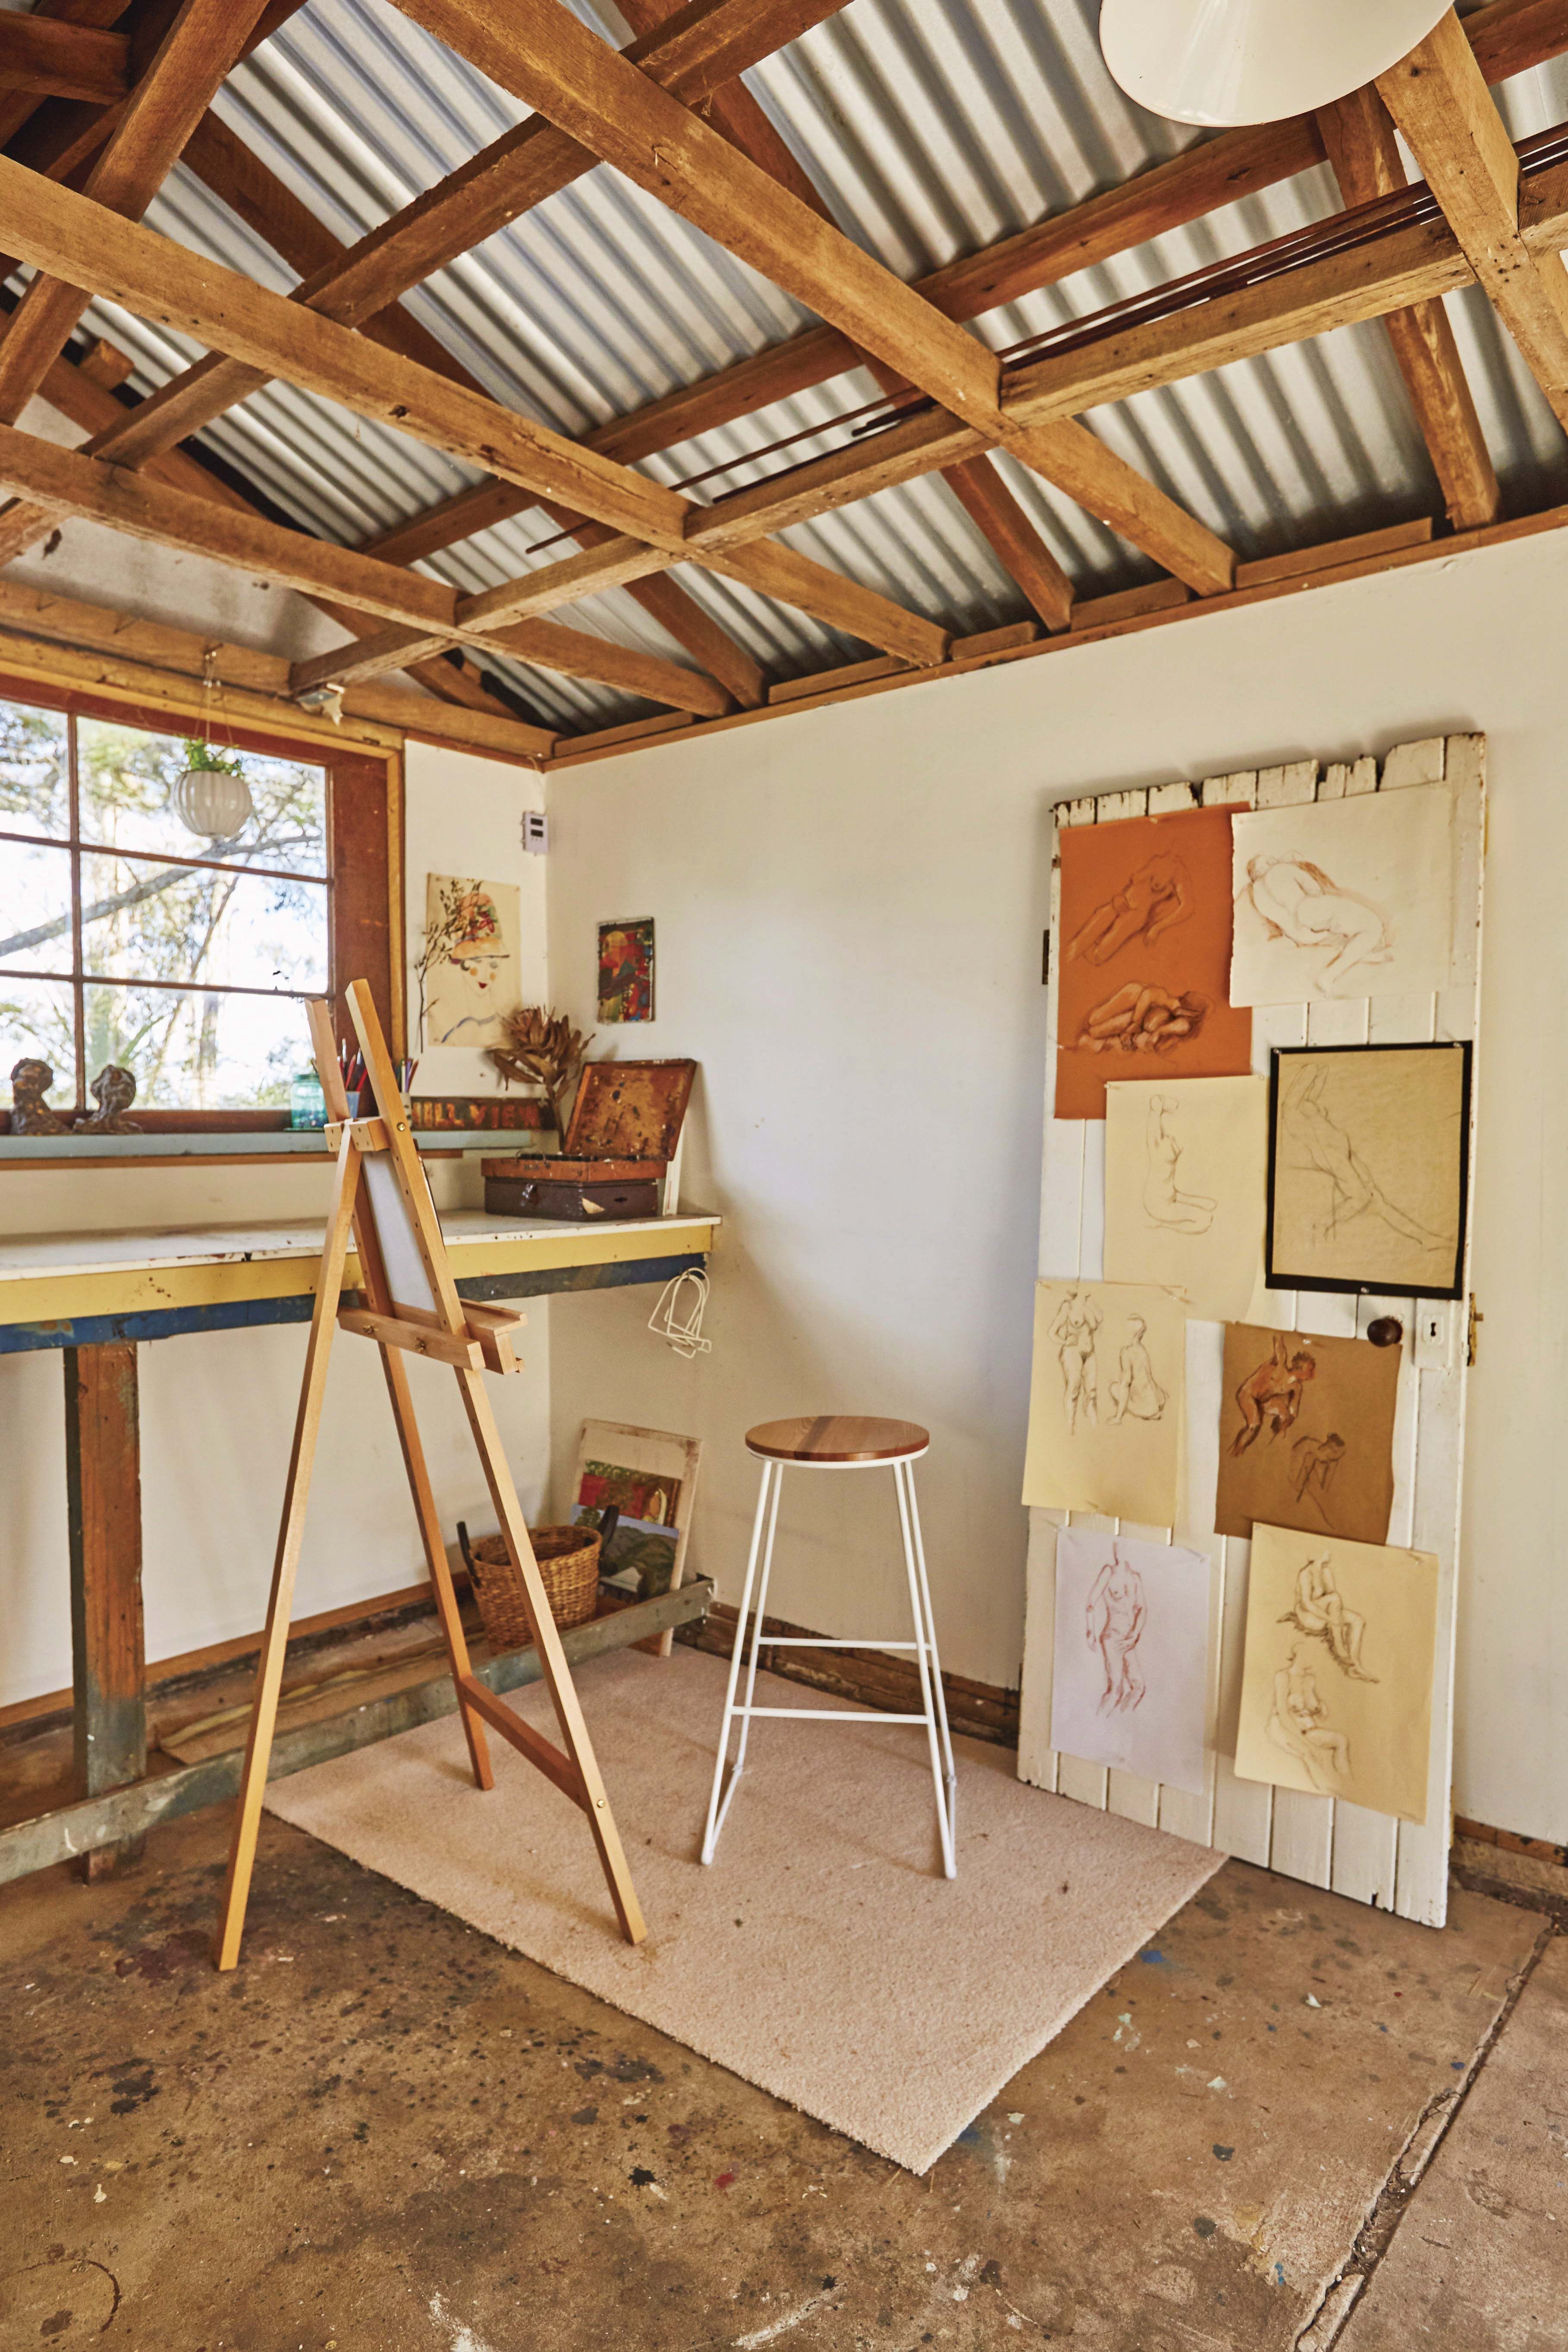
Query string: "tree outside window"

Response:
xmin=0 ymin=696 xmax=330 ymax=1113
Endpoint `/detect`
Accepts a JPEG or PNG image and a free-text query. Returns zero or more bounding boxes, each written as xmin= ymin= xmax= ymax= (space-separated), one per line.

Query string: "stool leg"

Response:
xmin=700 ymin=1457 xmax=779 ymax=1863
xmin=894 ymin=1457 xmax=957 ymax=1879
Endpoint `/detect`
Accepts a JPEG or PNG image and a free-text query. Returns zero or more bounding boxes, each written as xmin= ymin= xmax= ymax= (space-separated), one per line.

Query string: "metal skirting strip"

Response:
xmin=0 ymin=1253 xmax=710 ymax=1353
xmin=0 ymin=1578 xmax=712 ymax=1883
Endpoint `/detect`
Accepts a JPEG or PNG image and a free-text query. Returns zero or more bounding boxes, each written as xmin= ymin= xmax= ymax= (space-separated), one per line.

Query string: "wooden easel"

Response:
xmin=212 ymin=978 xmax=646 ymax=1969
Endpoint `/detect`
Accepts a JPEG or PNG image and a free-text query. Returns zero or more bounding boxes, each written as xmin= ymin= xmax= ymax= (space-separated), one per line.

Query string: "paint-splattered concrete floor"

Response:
xmin=0 ymin=1812 xmax=1562 ymax=2351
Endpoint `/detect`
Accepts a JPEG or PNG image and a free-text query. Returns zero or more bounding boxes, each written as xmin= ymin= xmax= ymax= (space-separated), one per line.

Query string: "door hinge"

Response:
xmin=1466 ymin=1294 xmax=1483 ymax=1367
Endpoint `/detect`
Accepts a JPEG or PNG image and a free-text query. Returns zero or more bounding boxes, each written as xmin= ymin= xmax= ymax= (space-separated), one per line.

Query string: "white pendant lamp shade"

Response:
xmin=172 ymin=762 xmax=254 ymax=839
xmin=1099 ymin=0 xmax=1453 ymax=128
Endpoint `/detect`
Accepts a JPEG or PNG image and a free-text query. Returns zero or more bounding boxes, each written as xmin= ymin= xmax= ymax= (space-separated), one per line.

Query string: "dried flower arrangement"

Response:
xmin=489 ymin=1005 xmax=594 ymax=1143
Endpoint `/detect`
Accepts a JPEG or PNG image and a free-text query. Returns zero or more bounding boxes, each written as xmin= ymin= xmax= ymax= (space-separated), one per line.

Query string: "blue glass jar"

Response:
xmin=289 ymin=1070 xmax=327 ymax=1130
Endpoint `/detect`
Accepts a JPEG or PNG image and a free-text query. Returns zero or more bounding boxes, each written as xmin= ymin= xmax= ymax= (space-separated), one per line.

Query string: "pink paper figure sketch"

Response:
xmin=1109 ymin=1315 xmax=1167 ymax=1423
xmin=1267 ymin=1641 xmax=1351 ymax=1793
xmin=1077 ymin=982 xmax=1209 ymax=1056
xmin=1230 ymin=1332 xmax=1316 ymax=1456
xmin=1085 ymin=1542 xmax=1147 ymax=1716
xmin=1052 ymin=1289 xmax=1102 ymax=1432
xmin=1280 ymin=1061 xmax=1452 ymax=1254
xmin=1278 ymin=1551 xmax=1377 ymax=1681
xmin=1239 ymin=854 xmax=1391 ymax=992
xmin=1067 ymin=854 xmax=1194 ymax=965
xmin=1143 ymin=1093 xmax=1215 ymax=1233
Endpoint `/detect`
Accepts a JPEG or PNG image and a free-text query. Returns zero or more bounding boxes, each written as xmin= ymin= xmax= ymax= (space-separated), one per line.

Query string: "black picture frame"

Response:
xmin=1265 ymin=1040 xmax=1473 ymax=1301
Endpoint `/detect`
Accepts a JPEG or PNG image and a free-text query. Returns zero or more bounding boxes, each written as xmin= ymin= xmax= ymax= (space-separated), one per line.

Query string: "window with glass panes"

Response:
xmin=0 ymin=693 xmax=332 ymax=1113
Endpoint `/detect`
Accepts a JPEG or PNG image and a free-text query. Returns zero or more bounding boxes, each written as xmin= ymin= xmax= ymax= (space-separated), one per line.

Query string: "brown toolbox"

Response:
xmin=482 ymin=1155 xmax=664 ymax=1221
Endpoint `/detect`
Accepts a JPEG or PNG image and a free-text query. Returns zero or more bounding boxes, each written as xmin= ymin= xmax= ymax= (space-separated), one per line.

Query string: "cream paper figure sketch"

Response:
xmin=1050 ymin=1529 xmax=1210 ymax=1796
xmin=1104 ymin=1076 xmax=1268 ymax=1320
xmin=424 ymin=875 xmax=520 ymax=1048
xmin=1269 ymin=1044 xmax=1469 ymax=1297
xmin=1230 ymin=785 xmax=1452 ymax=1006
xmin=1023 ymin=1281 xmax=1184 ymax=1523
xmin=1234 ymin=1523 xmax=1438 ymax=1821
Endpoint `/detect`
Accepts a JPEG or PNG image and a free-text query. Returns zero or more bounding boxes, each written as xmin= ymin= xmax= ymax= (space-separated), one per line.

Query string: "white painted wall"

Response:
xmin=0 ymin=732 xmax=550 ymax=1706
xmin=543 ymin=530 xmax=1568 ymax=1847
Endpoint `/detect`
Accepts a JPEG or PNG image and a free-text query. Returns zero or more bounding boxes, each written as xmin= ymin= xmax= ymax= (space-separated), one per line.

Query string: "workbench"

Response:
xmin=0 ymin=1203 xmax=719 ymax=1883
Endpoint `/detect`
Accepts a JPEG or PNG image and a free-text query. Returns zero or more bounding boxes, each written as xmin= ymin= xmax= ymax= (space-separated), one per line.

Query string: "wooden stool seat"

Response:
xmin=745 ymin=1414 xmax=930 ymax=1464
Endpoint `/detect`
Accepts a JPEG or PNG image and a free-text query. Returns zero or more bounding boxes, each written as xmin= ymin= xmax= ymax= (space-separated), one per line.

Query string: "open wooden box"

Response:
xmin=483 ymin=1059 xmax=695 ymax=1220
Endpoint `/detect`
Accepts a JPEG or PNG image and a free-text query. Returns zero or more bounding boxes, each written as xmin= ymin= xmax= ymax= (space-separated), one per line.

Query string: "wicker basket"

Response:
xmin=457 ymin=1522 xmax=600 ymax=1650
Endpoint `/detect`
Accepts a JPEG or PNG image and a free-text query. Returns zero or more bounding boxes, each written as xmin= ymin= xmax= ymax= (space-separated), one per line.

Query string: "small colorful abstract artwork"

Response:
xmin=598 ymin=917 xmax=655 ymax=1023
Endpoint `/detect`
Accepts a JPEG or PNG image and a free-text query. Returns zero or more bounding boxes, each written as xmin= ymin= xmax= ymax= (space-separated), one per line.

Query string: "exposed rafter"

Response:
xmin=0 ymin=0 xmax=278 ymax=424
xmin=356 ymin=0 xmax=1568 ymax=594
xmin=1378 ymin=4 xmax=1568 ymax=433
xmin=1317 ymin=82 xmax=1501 ymax=529
xmin=387 ymin=0 xmax=1234 ymax=597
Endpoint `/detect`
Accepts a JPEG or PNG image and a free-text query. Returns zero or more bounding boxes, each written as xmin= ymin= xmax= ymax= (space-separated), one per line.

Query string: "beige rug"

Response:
xmin=266 ymin=1645 xmax=1222 ymax=2172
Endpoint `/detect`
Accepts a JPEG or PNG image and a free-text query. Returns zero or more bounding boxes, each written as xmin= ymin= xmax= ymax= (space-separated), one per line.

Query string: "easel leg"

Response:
xmin=212 ymin=1143 xmax=360 ymax=1972
xmin=379 ymin=1344 xmax=493 ymax=1790
xmin=456 ymin=1367 xmax=647 ymax=1946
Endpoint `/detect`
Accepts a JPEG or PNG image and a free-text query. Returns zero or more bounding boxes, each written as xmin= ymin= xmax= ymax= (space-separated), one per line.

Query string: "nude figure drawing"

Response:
xmin=1288 ymin=1431 xmax=1346 ymax=1526
xmin=1278 ymin=1553 xmax=1377 ymax=1681
xmin=1077 ymin=983 xmax=1210 ymax=1055
xmin=1143 ymin=1094 xmax=1216 ymax=1234
xmin=1109 ymin=1316 xmax=1168 ymax=1424
xmin=1084 ymin=1544 xmax=1147 ymax=1716
xmin=1266 ymin=1642 xmax=1351 ymax=1794
xmin=1067 ymin=855 xmax=1194 ymax=965
xmin=1280 ymin=1062 xmax=1453 ymax=1256
xmin=1230 ymin=1333 xmax=1316 ymax=1456
xmin=1052 ymin=1290 xmax=1102 ymax=1433
xmin=1240 ymin=855 xmax=1391 ymax=993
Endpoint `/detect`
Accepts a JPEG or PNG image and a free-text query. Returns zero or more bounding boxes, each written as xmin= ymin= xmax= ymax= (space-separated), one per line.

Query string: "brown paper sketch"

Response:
xmin=1056 ymin=807 xmax=1252 ymax=1119
xmin=1234 ymin=1523 xmax=1438 ymax=1821
xmin=1230 ymin=785 xmax=1452 ymax=1006
xmin=1215 ymin=1321 xmax=1400 ymax=1543
xmin=1105 ymin=1076 xmax=1268 ymax=1320
xmin=1268 ymin=1044 xmax=1470 ymax=1298
xmin=1022 ymin=1281 xmax=1185 ymax=1523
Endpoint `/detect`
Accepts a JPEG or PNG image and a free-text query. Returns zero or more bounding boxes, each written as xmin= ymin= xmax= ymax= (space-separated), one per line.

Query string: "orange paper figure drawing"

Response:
xmin=1055 ymin=807 xmax=1252 ymax=1118
xmin=1214 ymin=1321 xmax=1400 ymax=1544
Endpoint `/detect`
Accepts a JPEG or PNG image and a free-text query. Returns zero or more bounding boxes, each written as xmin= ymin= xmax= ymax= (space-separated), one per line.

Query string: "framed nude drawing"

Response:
xmin=1054 ymin=806 xmax=1252 ymax=1119
xmin=1266 ymin=1043 xmax=1471 ymax=1300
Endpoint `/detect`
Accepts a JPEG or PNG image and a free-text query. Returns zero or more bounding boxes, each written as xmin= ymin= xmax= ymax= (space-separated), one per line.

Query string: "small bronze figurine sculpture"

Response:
xmin=81 ymin=1064 xmax=141 ymax=1134
xmin=9 ymin=1057 xmax=68 ymax=1135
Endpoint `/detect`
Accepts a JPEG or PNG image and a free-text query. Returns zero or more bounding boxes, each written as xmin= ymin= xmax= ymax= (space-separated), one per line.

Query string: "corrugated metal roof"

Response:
xmin=22 ymin=0 xmax=1568 ymax=726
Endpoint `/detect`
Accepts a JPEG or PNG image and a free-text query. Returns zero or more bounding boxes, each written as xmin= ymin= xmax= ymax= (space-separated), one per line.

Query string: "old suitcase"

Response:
xmin=482 ymin=1155 xmax=664 ymax=1221
xmin=483 ymin=1059 xmax=697 ymax=1221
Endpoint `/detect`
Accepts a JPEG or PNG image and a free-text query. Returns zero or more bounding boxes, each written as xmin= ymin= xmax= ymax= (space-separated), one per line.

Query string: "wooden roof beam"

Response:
xmin=390 ymin=0 xmax=1232 ymax=596
xmin=1377 ymin=6 xmax=1568 ymax=434
xmin=618 ymin=0 xmax=1075 ymax=628
xmin=0 ymin=416 xmax=731 ymax=714
xmin=0 ymin=0 xmax=279 ymax=423
xmin=1318 ymin=83 xmax=1501 ymax=528
xmin=178 ymin=111 xmax=766 ymax=709
xmin=0 ymin=16 xmax=130 ymax=107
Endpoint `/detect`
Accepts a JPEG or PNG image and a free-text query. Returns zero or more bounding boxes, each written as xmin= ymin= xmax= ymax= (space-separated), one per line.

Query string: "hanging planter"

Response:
xmin=172 ymin=739 xmax=254 ymax=840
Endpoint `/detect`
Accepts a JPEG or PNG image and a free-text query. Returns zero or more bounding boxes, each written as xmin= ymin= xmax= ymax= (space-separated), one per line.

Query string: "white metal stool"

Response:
xmin=700 ymin=1416 xmax=957 ymax=1878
